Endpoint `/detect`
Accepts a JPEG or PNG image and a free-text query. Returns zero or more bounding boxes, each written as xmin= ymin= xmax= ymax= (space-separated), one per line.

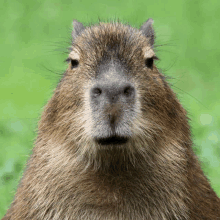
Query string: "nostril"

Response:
xmin=124 ymin=85 xmax=134 ymax=97
xmin=92 ymin=87 xmax=102 ymax=97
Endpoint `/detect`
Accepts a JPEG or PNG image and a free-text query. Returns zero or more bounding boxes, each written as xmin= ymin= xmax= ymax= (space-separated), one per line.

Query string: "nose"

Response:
xmin=88 ymin=62 xmax=136 ymax=139
xmin=90 ymin=80 xmax=135 ymax=105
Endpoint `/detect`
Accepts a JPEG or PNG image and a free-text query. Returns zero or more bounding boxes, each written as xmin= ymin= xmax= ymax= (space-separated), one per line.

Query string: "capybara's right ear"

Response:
xmin=72 ymin=20 xmax=85 ymax=41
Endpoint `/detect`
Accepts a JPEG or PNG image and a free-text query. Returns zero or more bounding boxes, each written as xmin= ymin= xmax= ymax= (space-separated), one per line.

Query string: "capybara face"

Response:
xmin=64 ymin=22 xmax=175 ymax=148
xmin=45 ymin=20 xmax=186 ymax=168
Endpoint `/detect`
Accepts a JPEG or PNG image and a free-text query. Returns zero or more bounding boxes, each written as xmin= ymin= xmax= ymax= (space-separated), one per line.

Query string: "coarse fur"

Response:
xmin=3 ymin=19 xmax=220 ymax=220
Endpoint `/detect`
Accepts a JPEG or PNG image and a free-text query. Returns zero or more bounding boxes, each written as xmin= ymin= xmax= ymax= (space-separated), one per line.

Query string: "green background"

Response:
xmin=1 ymin=0 xmax=220 ymax=217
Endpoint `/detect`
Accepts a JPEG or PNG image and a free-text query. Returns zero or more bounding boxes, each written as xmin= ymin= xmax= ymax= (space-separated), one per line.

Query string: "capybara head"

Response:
xmin=40 ymin=19 xmax=189 ymax=172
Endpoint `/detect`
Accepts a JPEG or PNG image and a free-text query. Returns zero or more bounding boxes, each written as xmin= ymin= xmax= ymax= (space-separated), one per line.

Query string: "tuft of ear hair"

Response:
xmin=140 ymin=18 xmax=155 ymax=46
xmin=72 ymin=20 xmax=85 ymax=41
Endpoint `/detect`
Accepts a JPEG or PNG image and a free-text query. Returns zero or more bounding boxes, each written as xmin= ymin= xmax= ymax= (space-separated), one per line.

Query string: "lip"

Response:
xmin=95 ymin=135 xmax=129 ymax=145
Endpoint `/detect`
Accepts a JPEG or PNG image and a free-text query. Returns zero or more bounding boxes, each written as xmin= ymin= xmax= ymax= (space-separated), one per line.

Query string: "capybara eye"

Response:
xmin=71 ymin=59 xmax=79 ymax=69
xmin=145 ymin=58 xmax=153 ymax=69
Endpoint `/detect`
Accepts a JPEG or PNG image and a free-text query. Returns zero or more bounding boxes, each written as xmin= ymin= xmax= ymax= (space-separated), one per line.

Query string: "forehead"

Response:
xmin=71 ymin=23 xmax=152 ymax=60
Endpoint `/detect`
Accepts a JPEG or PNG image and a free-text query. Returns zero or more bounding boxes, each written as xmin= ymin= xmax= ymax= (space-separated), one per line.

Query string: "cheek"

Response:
xmin=136 ymin=78 xmax=169 ymax=125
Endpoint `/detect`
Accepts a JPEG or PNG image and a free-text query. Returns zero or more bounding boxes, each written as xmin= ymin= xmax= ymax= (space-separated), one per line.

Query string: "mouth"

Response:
xmin=95 ymin=135 xmax=129 ymax=146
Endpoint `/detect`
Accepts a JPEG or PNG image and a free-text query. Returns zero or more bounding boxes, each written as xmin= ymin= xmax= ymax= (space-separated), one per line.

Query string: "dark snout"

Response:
xmin=89 ymin=61 xmax=137 ymax=145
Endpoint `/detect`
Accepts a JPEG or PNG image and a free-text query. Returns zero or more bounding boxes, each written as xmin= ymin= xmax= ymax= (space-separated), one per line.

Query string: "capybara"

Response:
xmin=2 ymin=19 xmax=220 ymax=220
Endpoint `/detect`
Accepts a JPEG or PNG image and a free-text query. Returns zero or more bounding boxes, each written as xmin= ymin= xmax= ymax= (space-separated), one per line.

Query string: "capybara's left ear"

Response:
xmin=140 ymin=18 xmax=154 ymax=46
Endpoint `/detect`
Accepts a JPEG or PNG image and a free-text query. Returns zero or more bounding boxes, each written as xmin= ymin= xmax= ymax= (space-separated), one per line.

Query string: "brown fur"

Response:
xmin=3 ymin=20 xmax=220 ymax=220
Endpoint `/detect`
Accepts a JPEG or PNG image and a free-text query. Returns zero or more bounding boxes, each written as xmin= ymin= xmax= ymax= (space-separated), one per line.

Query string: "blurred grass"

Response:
xmin=1 ymin=0 xmax=220 ymax=217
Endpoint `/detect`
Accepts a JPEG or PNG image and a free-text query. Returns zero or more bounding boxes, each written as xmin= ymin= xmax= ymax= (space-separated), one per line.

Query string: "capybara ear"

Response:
xmin=72 ymin=20 xmax=85 ymax=41
xmin=140 ymin=18 xmax=154 ymax=46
